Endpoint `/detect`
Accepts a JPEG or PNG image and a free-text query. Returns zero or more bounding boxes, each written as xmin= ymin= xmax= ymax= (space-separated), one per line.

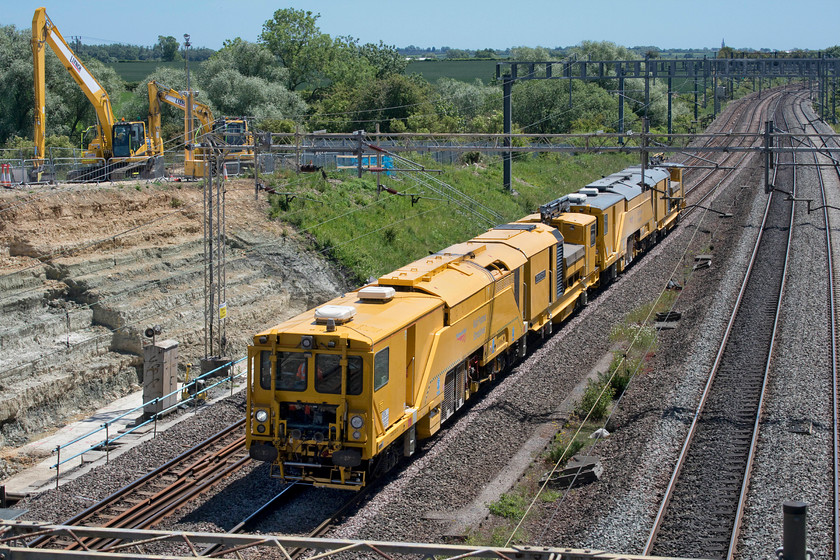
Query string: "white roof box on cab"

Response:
xmin=315 ymin=305 xmax=356 ymax=324
xmin=579 ymin=187 xmax=599 ymax=197
xmin=568 ymin=193 xmax=588 ymax=205
xmin=358 ymin=286 xmax=396 ymax=302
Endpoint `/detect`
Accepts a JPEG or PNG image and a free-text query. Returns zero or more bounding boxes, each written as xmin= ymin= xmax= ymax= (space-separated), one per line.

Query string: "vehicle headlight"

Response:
xmin=350 ymin=415 xmax=364 ymax=429
xmin=255 ymin=409 xmax=268 ymax=423
xmin=352 ymin=430 xmax=361 ymax=440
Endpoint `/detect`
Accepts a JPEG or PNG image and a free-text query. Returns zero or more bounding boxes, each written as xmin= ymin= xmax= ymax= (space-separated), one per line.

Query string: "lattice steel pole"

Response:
xmin=618 ymin=66 xmax=625 ymax=144
xmin=503 ymin=75 xmax=512 ymax=191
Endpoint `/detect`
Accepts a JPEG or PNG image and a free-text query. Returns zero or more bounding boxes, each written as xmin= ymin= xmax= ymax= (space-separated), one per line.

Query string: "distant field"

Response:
xmin=405 ymin=60 xmax=498 ymax=84
xmin=110 ymin=61 xmax=183 ymax=82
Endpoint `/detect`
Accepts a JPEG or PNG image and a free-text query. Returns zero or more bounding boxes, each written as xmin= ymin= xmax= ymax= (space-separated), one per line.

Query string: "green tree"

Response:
xmin=510 ymin=46 xmax=553 ymax=61
xmin=207 ymin=38 xmax=287 ymax=83
xmin=0 ymin=25 xmax=35 ymax=144
xmin=474 ymin=48 xmax=496 ymax=59
xmin=259 ymin=8 xmax=331 ymax=91
xmin=572 ymin=41 xmax=637 ymax=62
xmin=434 ymin=78 xmax=500 ymax=124
xmin=344 ymin=74 xmax=436 ymax=133
xmin=717 ymin=46 xmax=735 ymax=58
xmin=196 ymin=39 xmax=306 ymax=121
xmin=157 ymin=35 xmax=180 ymax=61
xmin=202 ymin=70 xmax=307 ymax=120
xmin=358 ymin=40 xmax=407 ymax=78
xmin=513 ymin=80 xmax=623 ymax=134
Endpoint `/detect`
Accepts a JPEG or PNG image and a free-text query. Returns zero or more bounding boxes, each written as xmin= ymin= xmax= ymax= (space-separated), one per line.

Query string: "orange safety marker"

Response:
xmin=1 ymin=164 xmax=11 ymax=186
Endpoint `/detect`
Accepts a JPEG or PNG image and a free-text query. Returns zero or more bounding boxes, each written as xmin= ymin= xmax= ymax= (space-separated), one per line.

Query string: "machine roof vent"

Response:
xmin=579 ymin=188 xmax=599 ymax=197
xmin=315 ymin=305 xmax=356 ymax=324
xmin=358 ymin=286 xmax=396 ymax=302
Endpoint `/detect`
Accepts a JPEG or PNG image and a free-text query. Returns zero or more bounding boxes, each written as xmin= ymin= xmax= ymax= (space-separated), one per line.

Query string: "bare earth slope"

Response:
xmin=0 ymin=179 xmax=349 ymax=465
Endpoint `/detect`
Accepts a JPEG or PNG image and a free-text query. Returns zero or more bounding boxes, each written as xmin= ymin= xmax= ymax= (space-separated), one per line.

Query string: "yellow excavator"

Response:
xmin=32 ymin=7 xmax=160 ymax=181
xmin=147 ymin=80 xmax=254 ymax=178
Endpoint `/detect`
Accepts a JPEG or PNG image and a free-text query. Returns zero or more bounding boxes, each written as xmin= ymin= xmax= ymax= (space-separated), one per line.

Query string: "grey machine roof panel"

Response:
xmin=572 ymin=191 xmax=625 ymax=211
xmin=606 ymin=183 xmax=643 ymax=200
xmin=587 ymin=167 xmax=669 ymax=200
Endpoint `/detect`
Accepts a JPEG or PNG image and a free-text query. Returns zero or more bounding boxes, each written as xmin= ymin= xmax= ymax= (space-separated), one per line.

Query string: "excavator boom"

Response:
xmin=148 ymin=80 xmax=253 ymax=178
xmin=32 ymin=7 xmax=158 ymax=181
xmin=32 ymin=7 xmax=115 ymax=163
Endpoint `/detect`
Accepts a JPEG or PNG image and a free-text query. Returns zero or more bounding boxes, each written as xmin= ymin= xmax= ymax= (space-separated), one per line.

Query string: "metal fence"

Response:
xmin=50 ymin=357 xmax=246 ymax=486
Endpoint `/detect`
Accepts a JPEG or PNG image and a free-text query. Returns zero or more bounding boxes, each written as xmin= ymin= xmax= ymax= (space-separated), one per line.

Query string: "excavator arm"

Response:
xmin=32 ymin=7 xmax=115 ymax=164
xmin=148 ymin=80 xmax=254 ymax=178
xmin=148 ymin=80 xmax=215 ymax=139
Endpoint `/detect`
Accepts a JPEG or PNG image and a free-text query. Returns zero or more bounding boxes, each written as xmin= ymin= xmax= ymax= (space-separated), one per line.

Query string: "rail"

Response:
xmin=643 ymin=92 xmax=794 ymax=558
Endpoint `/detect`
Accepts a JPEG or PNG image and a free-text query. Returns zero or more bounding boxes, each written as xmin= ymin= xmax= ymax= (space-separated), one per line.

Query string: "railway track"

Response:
xmin=798 ymin=95 xmax=840 ymax=559
xmin=643 ymin=93 xmax=795 ymax=559
xmin=32 ymin=420 xmax=249 ymax=551
xmin=190 ymin=481 xmax=369 ymax=560
xmin=679 ymin=89 xmax=782 ymax=216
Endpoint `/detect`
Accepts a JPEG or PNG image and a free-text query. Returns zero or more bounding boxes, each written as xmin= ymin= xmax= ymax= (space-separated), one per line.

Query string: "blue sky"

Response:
xmin=6 ymin=1 xmax=839 ymax=52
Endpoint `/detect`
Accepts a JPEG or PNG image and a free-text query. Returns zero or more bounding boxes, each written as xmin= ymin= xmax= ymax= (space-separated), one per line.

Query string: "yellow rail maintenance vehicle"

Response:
xmin=246 ymin=164 xmax=684 ymax=490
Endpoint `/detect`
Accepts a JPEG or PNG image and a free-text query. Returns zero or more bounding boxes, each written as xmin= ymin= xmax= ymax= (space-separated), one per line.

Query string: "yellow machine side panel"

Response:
xmin=526 ymin=248 xmax=551 ymax=323
xmin=406 ymin=307 xmax=446 ymax=408
xmin=623 ymin=191 xmax=655 ymax=242
xmin=371 ymin=330 xmax=407 ymax=437
xmin=418 ymin=281 xmax=522 ymax=408
xmin=555 ymin=214 xmax=598 ymax=285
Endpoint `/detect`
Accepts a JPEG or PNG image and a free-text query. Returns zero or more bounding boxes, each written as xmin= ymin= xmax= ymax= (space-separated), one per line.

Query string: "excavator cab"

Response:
xmin=112 ymin=121 xmax=148 ymax=158
xmin=214 ymin=118 xmax=248 ymax=153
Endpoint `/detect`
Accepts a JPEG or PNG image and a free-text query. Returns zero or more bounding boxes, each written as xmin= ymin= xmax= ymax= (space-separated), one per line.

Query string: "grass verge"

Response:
xmin=263 ymin=152 xmax=635 ymax=283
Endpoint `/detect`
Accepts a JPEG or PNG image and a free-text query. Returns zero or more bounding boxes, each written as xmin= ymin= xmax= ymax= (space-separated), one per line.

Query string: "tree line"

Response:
xmin=2 ymin=9 xmax=837 ymax=153
xmin=71 ymin=36 xmax=215 ymax=64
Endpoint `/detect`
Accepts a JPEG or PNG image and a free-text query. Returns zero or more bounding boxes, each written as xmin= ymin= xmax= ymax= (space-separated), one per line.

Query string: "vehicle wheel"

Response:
xmin=578 ymin=290 xmax=588 ymax=309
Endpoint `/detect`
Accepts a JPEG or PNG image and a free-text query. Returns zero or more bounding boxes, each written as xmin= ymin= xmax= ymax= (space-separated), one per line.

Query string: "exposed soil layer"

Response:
xmin=0 ymin=179 xmax=350 ymax=475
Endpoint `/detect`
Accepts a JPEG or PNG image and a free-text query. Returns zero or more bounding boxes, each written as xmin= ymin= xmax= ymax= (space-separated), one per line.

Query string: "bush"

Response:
xmin=547 ymin=435 xmax=584 ymax=464
xmin=382 ymin=226 xmax=397 ymax=244
xmin=607 ymin=354 xmax=639 ymax=398
xmin=540 ymin=489 xmax=561 ymax=502
xmin=488 ymin=492 xmax=528 ymax=520
xmin=576 ymin=378 xmax=614 ymax=420
xmin=461 ymin=151 xmax=482 ymax=165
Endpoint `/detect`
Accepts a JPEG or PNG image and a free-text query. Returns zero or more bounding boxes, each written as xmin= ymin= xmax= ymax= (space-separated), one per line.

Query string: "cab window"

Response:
xmin=315 ymin=354 xmax=342 ymax=394
xmin=113 ymin=126 xmax=131 ymax=157
xmin=603 ymin=214 xmax=609 ymax=235
xmin=347 ymin=356 xmax=363 ymax=395
xmin=259 ymin=351 xmax=272 ymax=390
xmin=590 ymin=223 xmax=597 ymax=246
xmin=277 ymin=352 xmax=307 ymax=391
xmin=374 ymin=348 xmax=389 ymax=391
xmin=130 ymin=124 xmax=143 ymax=150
